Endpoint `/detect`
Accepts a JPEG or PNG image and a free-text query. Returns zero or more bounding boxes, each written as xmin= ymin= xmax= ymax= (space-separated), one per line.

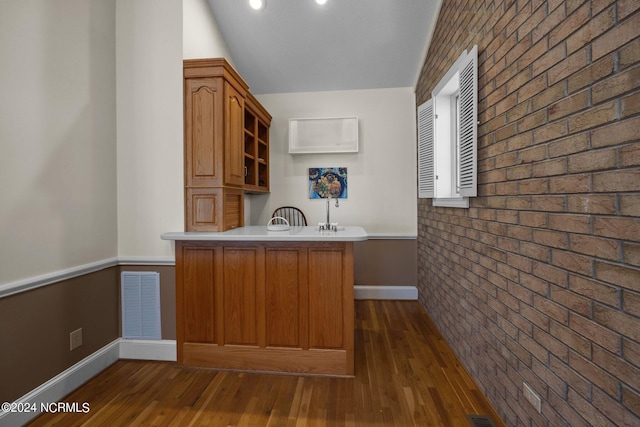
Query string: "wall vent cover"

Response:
xmin=467 ymin=415 xmax=497 ymax=427
xmin=121 ymin=272 xmax=161 ymax=339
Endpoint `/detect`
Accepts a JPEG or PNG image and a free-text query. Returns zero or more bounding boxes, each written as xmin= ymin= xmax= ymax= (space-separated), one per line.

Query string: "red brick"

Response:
xmin=548 ymin=49 xmax=589 ymax=86
xmin=592 ymin=0 xmax=616 ymax=16
xmin=550 ymin=321 xmax=592 ymax=358
xmin=533 ymin=261 xmax=568 ymax=286
xmin=623 ymin=291 xmax=640 ymax=317
xmin=569 ymin=312 xmax=620 ymax=353
xmin=494 ymin=152 xmax=518 ymax=169
xmin=520 ymin=211 xmax=548 ymax=227
xmin=593 ymin=384 xmax=640 ymax=426
xmin=568 ymin=148 xmax=617 ymax=173
xmin=506 ymin=132 xmax=534 ymax=152
xmin=568 ymin=353 xmax=620 ymax=404
xmin=495 ymin=181 xmax=519 ymax=195
xmin=496 ymin=122 xmax=517 ymax=142
xmin=566 ymin=6 xmax=615 ymax=55
xmin=593 ymin=216 xmax=640 ymax=240
xmin=594 ymin=304 xmax=640 ymax=346
xmin=593 ymin=169 xmax=640 ymax=192
xmin=516 ymin=73 xmax=548 ymax=103
xmin=620 ymin=194 xmax=640 ymax=217
xmin=620 ymin=37 xmax=640 ymax=69
xmin=592 ymin=9 xmax=640 ymax=60
xmin=595 ymin=261 xmax=640 ymax=292
xmin=623 ymin=242 xmax=640 ymax=267
xmin=534 ymin=294 xmax=570 ymax=325
xmin=567 ymin=54 xmax=616 ymax=94
xmin=506 ymin=163 xmax=532 ymax=180
xmin=506 ymin=33 xmax=533 ymax=65
xmin=549 ymin=174 xmax=591 ymax=194
xmin=495 ymin=92 xmax=519 ymax=116
xmin=531 ymin=43 xmax=566 ymax=78
xmin=532 ymin=81 xmax=566 ymax=111
xmin=531 ymin=349 xmax=568 ymax=393
xmin=569 ymin=274 xmax=620 ymax=308
xmin=591 ymin=116 xmax=640 ymax=148
xmin=592 ymin=65 xmax=640 ymax=104
xmin=622 ymin=387 xmax=640 ymax=419
xmin=551 ymin=91 xmax=591 ymax=123
xmin=533 ymin=120 xmax=569 ymax=143
xmin=520 ymin=271 xmax=550 ymax=294
xmin=549 ymin=354 xmax=590 ymax=397
xmin=516 ymin=2 xmax=547 ymax=41
xmin=592 ymin=350 xmax=640 ymax=407
xmin=551 ymin=286 xmax=591 ymax=316
xmin=533 ymin=229 xmax=569 ymax=249
xmin=530 ymin=195 xmax=566 ymax=212
xmin=549 ymin=1 xmax=590 ymax=47
xmin=619 ymin=0 xmax=640 ymax=19
xmin=505 ymin=99 xmax=533 ymax=123
xmin=569 ymin=234 xmax=620 ymax=260
xmin=552 ymin=131 xmax=593 ymax=159
xmin=622 ymin=91 xmax=640 ymax=117
xmin=495 ymin=61 xmax=520 ymax=90
xmin=568 ymin=101 xmax=617 ymax=133
xmin=567 ymin=194 xmax=617 ymax=214
xmin=532 ymin=157 xmax=567 ymax=177
xmin=552 ymin=249 xmax=593 ymax=275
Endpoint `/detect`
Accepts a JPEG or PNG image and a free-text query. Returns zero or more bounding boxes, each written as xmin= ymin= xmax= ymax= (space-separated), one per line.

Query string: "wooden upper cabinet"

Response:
xmin=183 ymin=58 xmax=270 ymax=231
xmin=184 ymin=78 xmax=223 ymax=187
xmin=224 ymin=82 xmax=245 ymax=187
xmin=244 ymin=92 xmax=272 ymax=193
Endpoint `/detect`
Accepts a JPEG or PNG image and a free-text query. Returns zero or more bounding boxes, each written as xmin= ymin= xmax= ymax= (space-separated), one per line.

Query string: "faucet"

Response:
xmin=321 ymin=198 xmax=339 ymax=230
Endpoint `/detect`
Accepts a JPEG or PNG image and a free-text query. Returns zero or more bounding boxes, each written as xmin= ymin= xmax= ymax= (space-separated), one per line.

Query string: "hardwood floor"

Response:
xmin=28 ymin=300 xmax=504 ymax=427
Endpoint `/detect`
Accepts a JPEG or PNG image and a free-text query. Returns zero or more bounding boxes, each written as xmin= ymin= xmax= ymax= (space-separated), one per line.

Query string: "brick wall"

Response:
xmin=415 ymin=1 xmax=639 ymax=426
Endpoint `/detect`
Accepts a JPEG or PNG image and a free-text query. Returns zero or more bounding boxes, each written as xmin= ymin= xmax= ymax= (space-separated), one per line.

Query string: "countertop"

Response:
xmin=161 ymin=226 xmax=368 ymax=242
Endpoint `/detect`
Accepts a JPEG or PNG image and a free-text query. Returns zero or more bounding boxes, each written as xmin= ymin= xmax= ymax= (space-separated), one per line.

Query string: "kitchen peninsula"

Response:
xmin=162 ymin=226 xmax=367 ymax=377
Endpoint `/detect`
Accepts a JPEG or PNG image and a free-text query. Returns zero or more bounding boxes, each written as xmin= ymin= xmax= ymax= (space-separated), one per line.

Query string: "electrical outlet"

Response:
xmin=523 ymin=382 xmax=542 ymax=413
xmin=70 ymin=328 xmax=83 ymax=351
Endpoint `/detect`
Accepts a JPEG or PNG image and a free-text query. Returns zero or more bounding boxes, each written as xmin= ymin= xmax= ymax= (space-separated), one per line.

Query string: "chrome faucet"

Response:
xmin=321 ymin=198 xmax=339 ymax=231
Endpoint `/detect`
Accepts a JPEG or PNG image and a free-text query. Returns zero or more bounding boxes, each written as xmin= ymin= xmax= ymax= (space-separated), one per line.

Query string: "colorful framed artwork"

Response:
xmin=309 ymin=167 xmax=348 ymax=199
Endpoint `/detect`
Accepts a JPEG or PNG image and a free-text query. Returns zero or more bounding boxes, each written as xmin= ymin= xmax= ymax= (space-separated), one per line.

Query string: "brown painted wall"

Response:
xmin=416 ymin=1 xmax=640 ymax=426
xmin=0 ymin=268 xmax=119 ymax=403
xmin=354 ymin=239 xmax=417 ymax=287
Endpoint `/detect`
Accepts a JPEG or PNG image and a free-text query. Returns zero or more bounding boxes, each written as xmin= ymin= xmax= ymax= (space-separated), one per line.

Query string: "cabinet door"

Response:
xmin=184 ymin=78 xmax=223 ymax=187
xmin=224 ymin=82 xmax=245 ymax=186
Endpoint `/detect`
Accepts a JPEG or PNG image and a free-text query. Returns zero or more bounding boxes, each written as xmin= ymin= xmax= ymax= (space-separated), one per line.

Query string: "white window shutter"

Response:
xmin=418 ymin=99 xmax=434 ymax=198
xmin=458 ymin=45 xmax=478 ymax=197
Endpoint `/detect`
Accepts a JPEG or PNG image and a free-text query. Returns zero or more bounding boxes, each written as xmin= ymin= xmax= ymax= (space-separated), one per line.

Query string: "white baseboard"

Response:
xmin=0 ymin=339 xmax=120 ymax=427
xmin=354 ymin=285 xmax=418 ymax=300
xmin=119 ymin=339 xmax=177 ymax=361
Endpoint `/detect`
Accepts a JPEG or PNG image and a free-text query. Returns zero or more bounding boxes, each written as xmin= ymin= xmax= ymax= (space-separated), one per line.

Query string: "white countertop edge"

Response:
xmin=161 ymin=226 xmax=368 ymax=242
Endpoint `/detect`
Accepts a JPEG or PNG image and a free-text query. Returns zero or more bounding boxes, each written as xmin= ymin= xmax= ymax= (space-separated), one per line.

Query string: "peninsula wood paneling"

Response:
xmin=308 ymin=248 xmax=345 ymax=350
xmin=222 ymin=246 xmax=262 ymax=346
xmin=265 ymin=247 xmax=305 ymax=348
xmin=181 ymin=247 xmax=216 ymax=344
xmin=175 ymin=240 xmax=354 ymax=376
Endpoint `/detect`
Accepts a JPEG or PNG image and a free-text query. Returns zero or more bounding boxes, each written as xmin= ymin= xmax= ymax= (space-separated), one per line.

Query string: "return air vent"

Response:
xmin=121 ymin=272 xmax=161 ymax=339
xmin=467 ymin=415 xmax=497 ymax=427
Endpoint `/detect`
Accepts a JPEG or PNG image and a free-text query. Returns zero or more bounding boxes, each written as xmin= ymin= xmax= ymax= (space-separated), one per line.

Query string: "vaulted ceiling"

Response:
xmin=207 ymin=0 xmax=441 ymax=94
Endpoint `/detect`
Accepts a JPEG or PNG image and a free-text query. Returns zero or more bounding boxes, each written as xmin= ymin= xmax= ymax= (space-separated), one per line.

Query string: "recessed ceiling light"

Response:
xmin=315 ymin=0 xmax=328 ymax=5
xmin=249 ymin=0 xmax=265 ymax=10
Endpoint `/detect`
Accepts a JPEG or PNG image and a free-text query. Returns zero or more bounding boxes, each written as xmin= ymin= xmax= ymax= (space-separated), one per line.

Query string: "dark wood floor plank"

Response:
xmin=27 ymin=300 xmax=504 ymax=427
